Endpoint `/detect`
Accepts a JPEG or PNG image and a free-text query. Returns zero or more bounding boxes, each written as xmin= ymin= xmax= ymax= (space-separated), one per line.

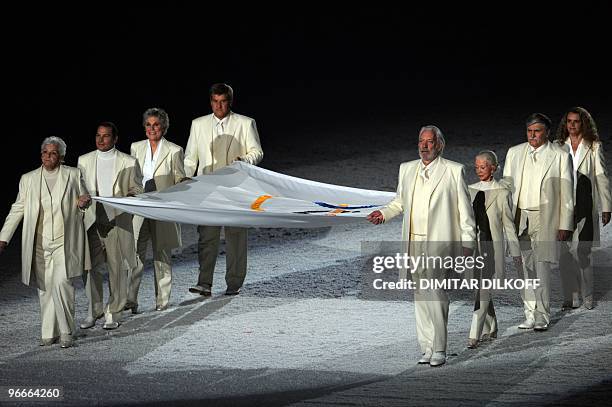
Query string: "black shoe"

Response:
xmin=60 ymin=334 xmax=73 ymax=348
xmin=189 ymin=285 xmax=212 ymax=297
xmin=225 ymin=288 xmax=241 ymax=296
xmin=124 ymin=302 xmax=140 ymax=314
xmin=40 ymin=337 xmax=59 ymax=346
xmin=80 ymin=313 xmax=104 ymax=329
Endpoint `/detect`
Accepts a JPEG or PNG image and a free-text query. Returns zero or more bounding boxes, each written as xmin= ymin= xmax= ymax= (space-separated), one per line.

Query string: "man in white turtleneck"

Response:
xmin=78 ymin=122 xmax=143 ymax=330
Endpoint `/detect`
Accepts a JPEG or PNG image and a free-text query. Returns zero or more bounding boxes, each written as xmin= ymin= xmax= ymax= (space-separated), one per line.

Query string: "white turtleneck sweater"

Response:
xmin=96 ymin=148 xmax=117 ymax=220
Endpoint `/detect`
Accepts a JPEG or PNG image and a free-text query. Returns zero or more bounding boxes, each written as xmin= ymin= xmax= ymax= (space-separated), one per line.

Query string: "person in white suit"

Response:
xmin=78 ymin=122 xmax=143 ymax=330
xmin=503 ymin=113 xmax=574 ymax=331
xmin=184 ymin=83 xmax=263 ymax=296
xmin=467 ymin=151 xmax=521 ymax=349
xmin=367 ymin=125 xmax=476 ymax=367
xmin=0 ymin=137 xmax=91 ymax=348
xmin=554 ymin=107 xmax=611 ymax=310
xmin=126 ymin=108 xmax=186 ymax=313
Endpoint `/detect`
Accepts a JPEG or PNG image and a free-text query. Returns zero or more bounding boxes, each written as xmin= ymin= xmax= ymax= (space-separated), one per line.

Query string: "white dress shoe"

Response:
xmin=533 ymin=321 xmax=549 ymax=331
xmin=429 ymin=351 xmax=446 ymax=367
xmin=103 ymin=321 xmax=120 ymax=330
xmin=417 ymin=348 xmax=433 ymax=364
xmin=533 ymin=316 xmax=549 ymax=331
xmin=518 ymin=318 xmax=535 ymax=329
xmin=80 ymin=314 xmax=103 ymax=329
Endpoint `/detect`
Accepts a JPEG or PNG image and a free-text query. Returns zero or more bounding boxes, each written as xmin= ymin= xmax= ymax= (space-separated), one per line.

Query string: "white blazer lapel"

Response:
xmin=225 ymin=112 xmax=237 ymax=136
xmin=85 ymin=154 xmax=98 ymax=195
xmin=134 ymin=142 xmax=146 ymax=168
xmin=405 ymin=162 xmax=419 ymax=217
xmin=485 ymin=180 xmax=500 ymax=210
xmin=153 ymin=139 xmax=170 ymax=176
xmin=113 ymin=152 xmax=126 ymax=194
xmin=52 ymin=165 xmax=69 ymax=204
xmin=30 ymin=167 xmax=43 ymax=213
xmin=576 ymin=142 xmax=591 ymax=172
xmin=429 ymin=158 xmax=448 ymax=196
xmin=539 ymin=144 xmax=556 ymax=180
xmin=511 ymin=144 xmax=529 ymax=209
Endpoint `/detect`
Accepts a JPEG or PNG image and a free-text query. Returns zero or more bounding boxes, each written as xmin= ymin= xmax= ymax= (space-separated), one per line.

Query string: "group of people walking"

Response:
xmin=0 ymin=83 xmax=263 ymax=348
xmin=368 ymin=107 xmax=610 ymax=367
xmin=0 ymin=88 xmax=608 ymax=367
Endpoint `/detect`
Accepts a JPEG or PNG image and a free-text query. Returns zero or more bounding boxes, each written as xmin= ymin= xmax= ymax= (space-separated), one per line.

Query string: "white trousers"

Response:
xmin=83 ymin=223 xmax=128 ymax=324
xmin=519 ymin=210 xmax=552 ymax=324
xmin=410 ymin=234 xmax=449 ymax=353
xmin=128 ymin=217 xmax=172 ymax=308
xmin=469 ymin=289 xmax=497 ymax=340
xmin=33 ymin=235 xmax=75 ymax=340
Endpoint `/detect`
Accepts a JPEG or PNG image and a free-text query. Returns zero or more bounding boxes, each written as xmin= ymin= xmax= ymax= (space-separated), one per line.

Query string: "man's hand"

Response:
xmin=513 ymin=256 xmax=523 ymax=266
xmin=602 ymin=212 xmax=611 ymax=226
xmin=77 ymin=194 xmax=91 ymax=209
xmin=557 ymin=229 xmax=572 ymax=241
xmin=367 ymin=210 xmax=384 ymax=225
xmin=463 ymin=247 xmax=473 ymax=257
xmin=0 ymin=241 xmax=7 ymax=255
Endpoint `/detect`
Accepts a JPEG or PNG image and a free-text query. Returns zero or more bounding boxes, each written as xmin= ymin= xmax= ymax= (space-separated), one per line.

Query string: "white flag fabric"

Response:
xmin=93 ymin=162 xmax=395 ymax=228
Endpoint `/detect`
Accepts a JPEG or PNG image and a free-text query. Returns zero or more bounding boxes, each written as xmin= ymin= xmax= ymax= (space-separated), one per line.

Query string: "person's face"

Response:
xmin=96 ymin=126 xmax=117 ymax=152
xmin=210 ymin=94 xmax=231 ymax=119
xmin=418 ymin=130 xmax=441 ymax=164
xmin=474 ymin=157 xmax=496 ymax=182
xmin=144 ymin=116 xmax=164 ymax=142
xmin=566 ymin=112 xmax=582 ymax=137
xmin=526 ymin=123 xmax=548 ymax=148
xmin=41 ymin=143 xmax=61 ymax=171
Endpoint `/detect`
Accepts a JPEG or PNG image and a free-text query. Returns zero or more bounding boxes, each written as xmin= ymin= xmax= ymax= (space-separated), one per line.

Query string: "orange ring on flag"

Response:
xmin=251 ymin=195 xmax=273 ymax=211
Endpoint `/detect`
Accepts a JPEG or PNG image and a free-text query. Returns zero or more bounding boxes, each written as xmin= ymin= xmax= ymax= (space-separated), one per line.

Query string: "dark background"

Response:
xmin=4 ymin=5 xmax=612 ymax=220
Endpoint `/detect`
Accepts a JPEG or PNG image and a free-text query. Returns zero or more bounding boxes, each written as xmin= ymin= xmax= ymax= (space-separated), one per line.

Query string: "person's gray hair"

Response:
xmin=142 ymin=107 xmax=170 ymax=135
xmin=525 ymin=112 xmax=552 ymax=132
xmin=476 ymin=150 xmax=499 ymax=171
xmin=419 ymin=125 xmax=446 ymax=154
xmin=41 ymin=136 xmax=67 ymax=158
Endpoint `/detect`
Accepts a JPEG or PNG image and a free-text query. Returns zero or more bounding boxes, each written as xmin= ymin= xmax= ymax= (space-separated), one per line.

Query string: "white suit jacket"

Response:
xmin=131 ymin=138 xmax=184 ymax=250
xmin=469 ymin=179 xmax=521 ymax=279
xmin=78 ymin=149 xmax=143 ymax=268
xmin=556 ymin=140 xmax=611 ymax=245
xmin=503 ymin=141 xmax=574 ymax=262
xmin=380 ymin=157 xmax=476 ymax=252
xmin=0 ymin=166 xmax=89 ymax=288
xmin=184 ymin=112 xmax=263 ymax=177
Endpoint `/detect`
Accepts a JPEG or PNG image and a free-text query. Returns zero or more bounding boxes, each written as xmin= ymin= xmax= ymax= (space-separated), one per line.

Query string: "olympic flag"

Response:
xmin=93 ymin=162 xmax=395 ymax=228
